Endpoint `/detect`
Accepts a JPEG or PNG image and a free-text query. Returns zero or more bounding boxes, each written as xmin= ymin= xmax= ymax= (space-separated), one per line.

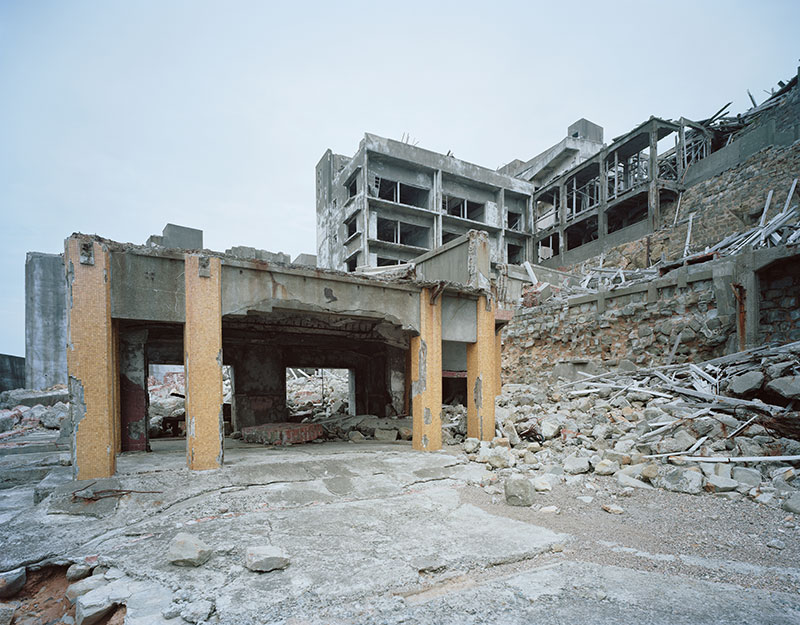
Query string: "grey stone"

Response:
xmin=0 ymin=604 xmax=14 ymax=625
xmin=602 ymin=503 xmax=624 ymax=514
xmin=765 ymin=375 xmax=800 ymax=400
xmin=563 ymin=455 xmax=590 ymax=475
xmin=463 ymin=437 xmax=480 ymax=454
xmin=533 ymin=475 xmax=557 ymax=492
xmin=0 ymin=567 xmax=25 ymax=599
xmin=733 ymin=467 xmax=762 ymax=488
xmin=167 ymin=532 xmax=211 ymax=567
xmin=66 ymin=562 xmax=93 ymax=582
xmin=66 ymin=575 xmax=107 ymax=604
xmin=540 ymin=417 xmax=562 ymax=440
xmin=705 ymin=474 xmax=738 ymax=492
xmin=728 ymin=371 xmax=765 ymax=395
xmin=486 ymin=446 xmax=514 ymax=469
xmin=654 ymin=467 xmax=704 ymax=495
xmin=616 ymin=473 xmax=653 ymax=490
xmin=245 ymin=546 xmax=290 ymax=572
xmin=373 ymin=428 xmax=397 ymax=442
xmin=504 ymin=476 xmax=535 ymax=507
xmin=347 ymin=430 xmax=365 ymax=442
xmin=766 ymin=538 xmax=786 ymax=550
xmin=162 ymin=603 xmax=182 ymax=619
xmin=40 ymin=402 xmax=70 ymax=429
xmin=593 ymin=459 xmax=619 ymax=475
xmin=782 ymin=492 xmax=800 ymax=514
xmin=180 ymin=599 xmax=213 ymax=623
xmin=0 ymin=416 xmax=12 ymax=433
xmin=502 ymin=421 xmax=521 ymax=446
xmin=76 ymin=586 xmax=117 ymax=625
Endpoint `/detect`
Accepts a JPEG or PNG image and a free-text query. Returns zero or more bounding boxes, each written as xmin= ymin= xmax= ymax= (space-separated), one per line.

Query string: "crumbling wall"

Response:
xmin=503 ymin=271 xmax=736 ymax=384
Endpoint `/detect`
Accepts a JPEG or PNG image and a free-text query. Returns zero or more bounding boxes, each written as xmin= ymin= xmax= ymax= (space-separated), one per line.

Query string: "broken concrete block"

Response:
xmin=602 ymin=503 xmax=624 ymax=514
xmin=180 ymin=599 xmax=214 ymax=623
xmin=533 ymin=475 xmax=557 ymax=492
xmin=654 ymin=467 xmax=703 ymax=495
xmin=616 ymin=473 xmax=653 ymax=490
xmin=245 ymin=546 xmax=290 ymax=572
xmin=75 ymin=586 xmax=117 ymax=625
xmin=0 ymin=603 xmax=15 ymax=625
xmin=0 ymin=567 xmax=25 ymax=599
xmin=167 ymin=532 xmax=211 ymax=567
xmin=397 ymin=426 xmax=412 ymax=441
xmin=504 ymin=476 xmax=535 ymax=507
xmin=765 ymin=375 xmax=800 ymax=400
xmin=782 ymin=492 xmax=800 ymax=514
xmin=463 ymin=438 xmax=480 ymax=454
xmin=374 ymin=428 xmax=398 ymax=442
xmin=728 ymin=371 xmax=765 ymax=395
xmin=540 ymin=416 xmax=562 ymax=440
xmin=705 ymin=474 xmax=738 ymax=492
xmin=593 ymin=459 xmax=619 ymax=475
xmin=66 ymin=562 xmax=93 ymax=582
xmin=485 ymin=446 xmax=514 ymax=469
xmin=732 ymin=466 xmax=762 ymax=487
xmin=66 ymin=575 xmax=107 ymax=604
xmin=563 ymin=455 xmax=590 ymax=475
xmin=502 ymin=422 xmax=521 ymax=446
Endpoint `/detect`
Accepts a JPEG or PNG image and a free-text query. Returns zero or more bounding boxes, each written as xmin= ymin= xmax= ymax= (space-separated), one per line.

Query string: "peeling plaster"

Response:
xmin=68 ymin=375 xmax=86 ymax=477
xmin=424 ymin=407 xmax=432 ymax=425
xmin=411 ymin=339 xmax=427 ymax=397
xmin=473 ymin=375 xmax=483 ymax=438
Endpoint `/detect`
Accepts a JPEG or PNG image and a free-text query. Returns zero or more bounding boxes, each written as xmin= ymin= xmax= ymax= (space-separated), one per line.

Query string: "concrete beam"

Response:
xmin=184 ymin=254 xmax=224 ymax=471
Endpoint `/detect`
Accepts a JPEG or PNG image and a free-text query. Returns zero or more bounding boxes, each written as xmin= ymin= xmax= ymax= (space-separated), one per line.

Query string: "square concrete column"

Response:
xmin=184 ymin=254 xmax=224 ymax=470
xmin=119 ymin=329 xmax=149 ymax=452
xmin=411 ymin=288 xmax=442 ymax=451
xmin=65 ymin=238 xmax=118 ymax=479
xmin=467 ymin=295 xmax=497 ymax=440
xmin=495 ymin=328 xmax=503 ymax=397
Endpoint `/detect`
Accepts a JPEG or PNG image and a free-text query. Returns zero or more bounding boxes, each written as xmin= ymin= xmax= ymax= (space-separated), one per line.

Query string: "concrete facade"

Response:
xmin=316 ymin=133 xmax=535 ymax=272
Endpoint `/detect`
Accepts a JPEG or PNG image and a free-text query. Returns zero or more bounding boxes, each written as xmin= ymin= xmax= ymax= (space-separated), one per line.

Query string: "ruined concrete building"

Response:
xmin=63 ymin=229 xmax=523 ymax=479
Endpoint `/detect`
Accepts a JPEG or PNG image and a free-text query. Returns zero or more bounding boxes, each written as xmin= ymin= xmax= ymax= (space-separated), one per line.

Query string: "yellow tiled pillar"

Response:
xmin=467 ymin=296 xmax=497 ymax=440
xmin=495 ymin=327 xmax=503 ymax=397
xmin=184 ymin=254 xmax=224 ymax=470
xmin=65 ymin=238 xmax=118 ymax=479
xmin=411 ymin=288 xmax=442 ymax=451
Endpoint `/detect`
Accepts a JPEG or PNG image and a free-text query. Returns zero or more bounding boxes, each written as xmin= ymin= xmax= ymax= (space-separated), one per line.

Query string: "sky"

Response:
xmin=1 ymin=0 xmax=798 ymax=357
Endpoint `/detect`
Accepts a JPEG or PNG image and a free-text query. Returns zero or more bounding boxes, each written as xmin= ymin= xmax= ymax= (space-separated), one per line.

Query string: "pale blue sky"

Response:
xmin=1 ymin=0 xmax=798 ymax=356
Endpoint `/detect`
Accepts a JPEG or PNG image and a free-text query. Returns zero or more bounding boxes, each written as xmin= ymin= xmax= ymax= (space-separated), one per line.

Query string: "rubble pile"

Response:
xmin=471 ymin=342 xmax=800 ymax=512
xmin=147 ymin=370 xmax=232 ymax=438
xmin=0 ymin=386 xmax=71 ymax=442
xmin=285 ymin=368 xmax=349 ymax=417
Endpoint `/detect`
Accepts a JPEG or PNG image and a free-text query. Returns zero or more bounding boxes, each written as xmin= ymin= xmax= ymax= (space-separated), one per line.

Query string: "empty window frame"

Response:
xmin=345 ymin=214 xmax=358 ymax=239
xmin=377 ymin=257 xmax=402 ymax=266
xmin=376 ymin=217 xmax=430 ymax=248
xmin=443 ymin=195 xmax=485 ymax=222
xmin=442 ymin=231 xmax=459 ymax=244
xmin=346 ymin=255 xmax=358 ymax=272
xmin=606 ymin=196 xmax=648 ymax=234
xmin=347 ymin=177 xmax=358 ymax=199
xmin=372 ymin=176 xmax=429 ymax=208
xmin=535 ymin=188 xmax=559 ymax=230
xmin=537 ymin=233 xmax=560 ymax=261
xmin=507 ymin=211 xmax=523 ymax=231
xmin=565 ymin=216 xmax=599 ymax=251
xmin=507 ymin=243 xmax=524 ymax=264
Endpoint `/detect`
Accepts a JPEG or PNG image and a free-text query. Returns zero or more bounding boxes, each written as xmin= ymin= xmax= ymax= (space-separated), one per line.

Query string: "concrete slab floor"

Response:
xmin=0 ymin=436 xmax=798 ymax=624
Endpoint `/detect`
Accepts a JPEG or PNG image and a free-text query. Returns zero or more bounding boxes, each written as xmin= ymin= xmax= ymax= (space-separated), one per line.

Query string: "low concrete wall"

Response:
xmin=0 ymin=354 xmax=25 ymax=392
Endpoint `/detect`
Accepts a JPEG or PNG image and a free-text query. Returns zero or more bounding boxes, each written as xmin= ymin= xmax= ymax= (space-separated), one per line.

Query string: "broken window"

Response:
xmin=442 ymin=231 xmax=459 ymax=244
xmin=537 ymin=233 xmax=559 ymax=261
xmin=507 ymin=243 xmax=524 ymax=264
xmin=345 ymin=214 xmax=358 ymax=239
xmin=535 ymin=188 xmax=559 ymax=231
xmin=376 ymin=217 xmax=430 ymax=248
xmin=371 ymin=175 xmax=429 ymax=208
xmin=347 ymin=177 xmax=358 ymax=199
xmin=346 ymin=256 xmax=358 ymax=272
xmin=377 ymin=217 xmax=399 ymax=243
xmin=606 ymin=195 xmax=648 ymax=234
xmin=508 ymin=212 xmax=522 ymax=231
xmin=443 ymin=195 xmax=485 ymax=222
xmin=377 ymin=257 xmax=401 ymax=266
xmin=566 ymin=215 xmax=599 ymax=251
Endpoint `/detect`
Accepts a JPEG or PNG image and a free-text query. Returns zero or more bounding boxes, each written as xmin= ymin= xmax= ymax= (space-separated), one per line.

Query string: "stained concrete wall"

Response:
xmin=0 ymin=354 xmax=25 ymax=392
xmin=25 ymin=252 xmax=67 ymax=389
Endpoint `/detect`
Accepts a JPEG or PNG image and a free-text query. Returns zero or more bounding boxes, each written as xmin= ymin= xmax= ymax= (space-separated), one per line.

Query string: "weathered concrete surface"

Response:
xmin=25 ymin=252 xmax=67 ymax=390
xmin=1 ymin=437 xmax=799 ymax=623
xmin=0 ymin=354 xmax=24 ymax=393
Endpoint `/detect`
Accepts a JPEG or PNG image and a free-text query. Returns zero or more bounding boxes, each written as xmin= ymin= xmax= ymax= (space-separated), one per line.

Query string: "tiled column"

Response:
xmin=65 ymin=237 xmax=118 ymax=479
xmin=411 ymin=288 xmax=442 ymax=451
xmin=184 ymin=254 xmax=224 ymax=470
xmin=467 ymin=295 xmax=497 ymax=440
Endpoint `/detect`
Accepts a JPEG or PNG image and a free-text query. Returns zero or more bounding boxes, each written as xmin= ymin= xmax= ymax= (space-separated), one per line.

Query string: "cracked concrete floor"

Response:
xmin=1 ymin=435 xmax=800 ymax=624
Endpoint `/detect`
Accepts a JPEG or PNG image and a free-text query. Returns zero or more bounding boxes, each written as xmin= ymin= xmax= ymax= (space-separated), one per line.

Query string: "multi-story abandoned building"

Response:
xmin=316 ymin=133 xmax=536 ymax=270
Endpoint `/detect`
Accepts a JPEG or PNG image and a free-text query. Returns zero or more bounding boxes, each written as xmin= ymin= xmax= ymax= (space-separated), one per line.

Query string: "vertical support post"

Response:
xmin=184 ymin=254 xmax=224 ymax=471
xmin=495 ymin=327 xmax=503 ymax=398
xmin=467 ymin=296 xmax=497 ymax=440
xmin=65 ymin=237 xmax=117 ymax=479
xmin=433 ymin=169 xmax=443 ymax=247
xmin=112 ymin=320 xmax=121 ymax=455
xmin=557 ymin=181 xmax=567 ymax=257
xmin=411 ymin=288 xmax=442 ymax=451
xmin=649 ymin=122 xmax=661 ymax=229
xmin=119 ymin=329 xmax=149 ymax=452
